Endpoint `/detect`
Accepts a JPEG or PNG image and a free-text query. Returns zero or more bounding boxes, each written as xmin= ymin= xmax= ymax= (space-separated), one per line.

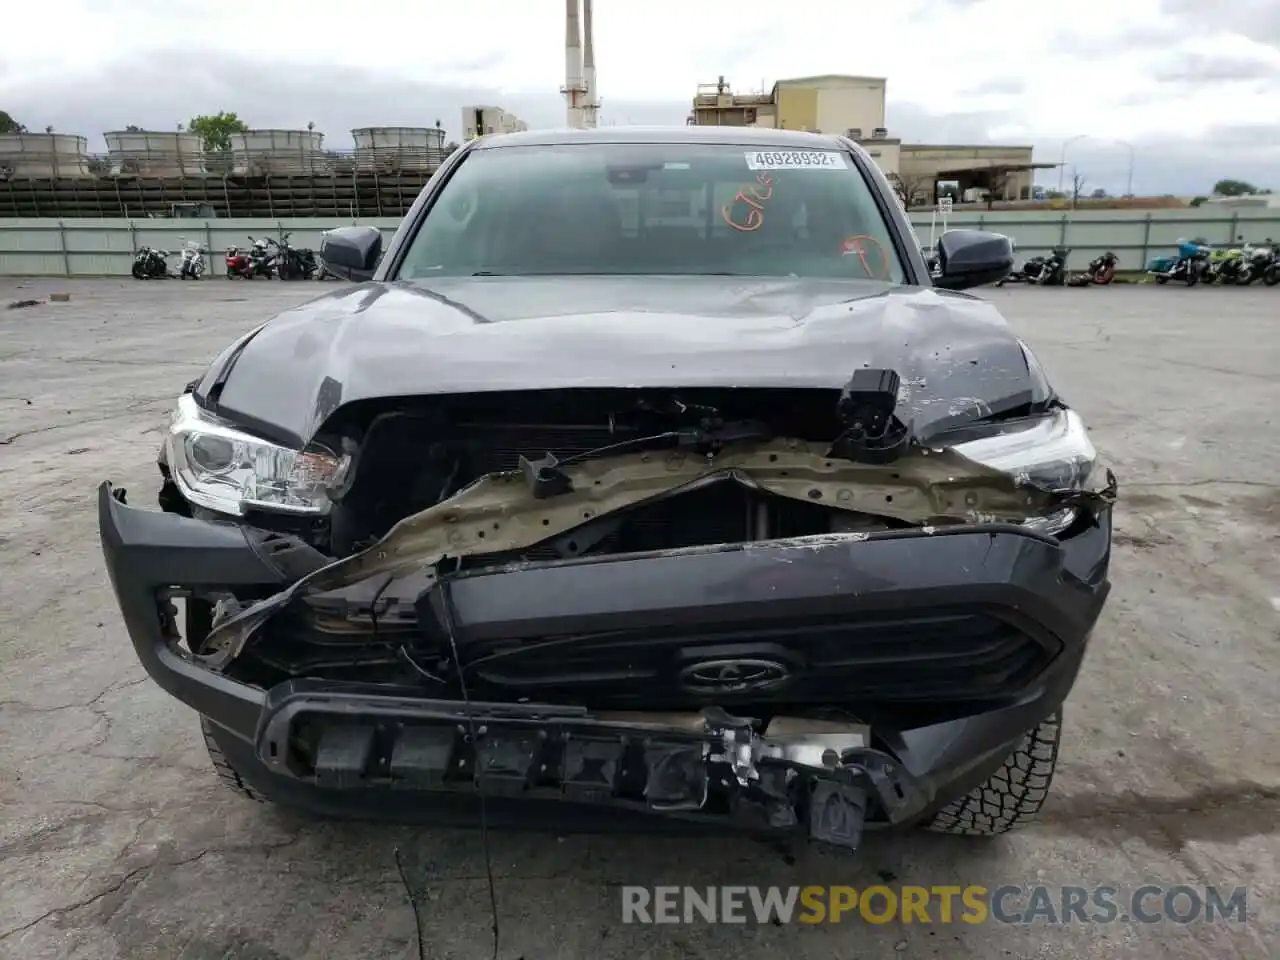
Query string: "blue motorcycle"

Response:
xmin=1146 ymin=239 xmax=1209 ymax=286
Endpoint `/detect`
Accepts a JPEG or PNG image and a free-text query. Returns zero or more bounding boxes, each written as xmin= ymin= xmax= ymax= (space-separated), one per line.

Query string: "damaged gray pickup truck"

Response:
xmin=99 ymin=126 xmax=1116 ymax=855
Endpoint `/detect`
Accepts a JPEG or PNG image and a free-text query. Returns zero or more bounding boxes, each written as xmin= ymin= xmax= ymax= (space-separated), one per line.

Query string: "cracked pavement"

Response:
xmin=0 ymin=278 xmax=1276 ymax=960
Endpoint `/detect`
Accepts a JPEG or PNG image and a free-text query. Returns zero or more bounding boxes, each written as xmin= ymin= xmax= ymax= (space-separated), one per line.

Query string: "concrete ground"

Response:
xmin=0 ymin=278 xmax=1276 ymax=960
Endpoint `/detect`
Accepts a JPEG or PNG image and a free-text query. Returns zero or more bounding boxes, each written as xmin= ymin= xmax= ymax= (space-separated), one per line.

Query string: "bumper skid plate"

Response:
xmin=256 ymin=683 xmax=929 ymax=852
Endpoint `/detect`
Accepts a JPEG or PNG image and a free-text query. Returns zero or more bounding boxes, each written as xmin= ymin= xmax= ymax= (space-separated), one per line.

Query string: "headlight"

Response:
xmin=951 ymin=407 xmax=1096 ymax=536
xmin=165 ymin=393 xmax=349 ymax=516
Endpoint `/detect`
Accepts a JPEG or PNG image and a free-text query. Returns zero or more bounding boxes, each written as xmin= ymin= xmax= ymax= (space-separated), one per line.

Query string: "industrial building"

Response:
xmin=352 ymin=126 xmax=448 ymax=172
xmin=0 ymin=124 xmax=457 ymax=219
xmin=228 ymin=129 xmax=326 ymax=175
xmin=0 ymin=132 xmax=91 ymax=178
xmin=690 ymin=75 xmax=1054 ymax=205
xmin=461 ymin=107 xmax=529 ymax=141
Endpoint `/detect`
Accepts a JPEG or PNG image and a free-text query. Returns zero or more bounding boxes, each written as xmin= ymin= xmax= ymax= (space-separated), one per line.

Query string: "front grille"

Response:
xmin=464 ymin=611 xmax=1057 ymax=709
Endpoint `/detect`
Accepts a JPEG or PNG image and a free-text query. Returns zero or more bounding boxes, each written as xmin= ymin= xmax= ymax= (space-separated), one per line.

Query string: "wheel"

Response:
xmin=201 ymin=717 xmax=266 ymax=803
xmin=132 ymin=262 xmax=146 ymax=279
xmin=1155 ymin=276 xmax=1168 ymax=285
xmin=923 ymin=712 xmax=1061 ymax=836
xmin=1264 ymin=266 xmax=1280 ymax=287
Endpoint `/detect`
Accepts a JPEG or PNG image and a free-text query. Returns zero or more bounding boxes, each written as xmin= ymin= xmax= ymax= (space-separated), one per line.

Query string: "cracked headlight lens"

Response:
xmin=951 ymin=407 xmax=1097 ymax=536
xmin=165 ymin=393 xmax=349 ymax=516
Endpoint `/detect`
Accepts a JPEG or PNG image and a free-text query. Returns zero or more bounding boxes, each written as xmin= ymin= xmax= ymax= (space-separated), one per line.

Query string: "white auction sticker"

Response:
xmin=744 ymin=150 xmax=849 ymax=171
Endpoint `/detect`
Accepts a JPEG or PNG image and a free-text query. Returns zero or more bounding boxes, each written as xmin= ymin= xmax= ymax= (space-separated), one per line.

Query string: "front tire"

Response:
xmin=923 ymin=712 xmax=1061 ymax=836
xmin=202 ymin=718 xmax=266 ymax=802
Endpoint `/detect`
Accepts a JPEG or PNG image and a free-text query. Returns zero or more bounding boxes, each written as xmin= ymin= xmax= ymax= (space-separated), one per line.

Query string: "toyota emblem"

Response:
xmin=678 ymin=658 xmax=790 ymax=695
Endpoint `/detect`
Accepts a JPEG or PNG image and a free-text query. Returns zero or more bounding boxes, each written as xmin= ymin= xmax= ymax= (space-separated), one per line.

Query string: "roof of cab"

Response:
xmin=471 ymin=125 xmax=851 ymax=150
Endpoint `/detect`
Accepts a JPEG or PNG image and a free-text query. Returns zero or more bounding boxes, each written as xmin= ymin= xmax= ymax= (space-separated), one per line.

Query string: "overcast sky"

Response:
xmin=3 ymin=0 xmax=1278 ymax=195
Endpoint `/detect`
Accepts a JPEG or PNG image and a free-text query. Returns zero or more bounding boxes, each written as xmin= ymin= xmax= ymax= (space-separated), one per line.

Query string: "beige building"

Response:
xmin=690 ymin=75 xmax=1053 ymax=205
xmin=462 ymin=106 xmax=529 ymax=141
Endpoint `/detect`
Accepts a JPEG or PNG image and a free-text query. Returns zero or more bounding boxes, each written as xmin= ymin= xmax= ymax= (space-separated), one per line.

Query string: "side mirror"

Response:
xmin=933 ymin=229 xmax=1014 ymax=290
xmin=320 ymin=226 xmax=383 ymax=281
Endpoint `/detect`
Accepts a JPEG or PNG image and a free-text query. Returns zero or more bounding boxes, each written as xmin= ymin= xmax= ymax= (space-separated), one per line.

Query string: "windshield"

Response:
xmin=396 ymin=142 xmax=907 ymax=282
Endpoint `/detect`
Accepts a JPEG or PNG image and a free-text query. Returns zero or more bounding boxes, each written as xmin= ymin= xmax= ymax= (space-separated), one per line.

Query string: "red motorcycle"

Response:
xmin=1085 ymin=251 xmax=1118 ymax=285
xmin=1067 ymin=251 xmax=1119 ymax=287
xmin=224 ymin=236 xmax=275 ymax=279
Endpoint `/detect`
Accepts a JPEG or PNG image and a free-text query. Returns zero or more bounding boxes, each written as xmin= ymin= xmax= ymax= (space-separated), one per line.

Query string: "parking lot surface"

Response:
xmin=1 ymin=278 xmax=1277 ymax=960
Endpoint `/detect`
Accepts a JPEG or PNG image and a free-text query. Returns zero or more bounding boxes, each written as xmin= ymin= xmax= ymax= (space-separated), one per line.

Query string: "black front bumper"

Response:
xmin=98 ymin=482 xmax=1110 ymax=842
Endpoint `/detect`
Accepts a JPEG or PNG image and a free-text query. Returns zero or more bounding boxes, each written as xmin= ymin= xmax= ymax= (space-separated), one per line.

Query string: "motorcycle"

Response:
xmin=272 ymin=233 xmax=319 ymax=280
xmin=1201 ymin=238 xmax=1248 ymax=285
xmin=996 ymin=245 xmax=1070 ymax=286
xmin=1146 ymin=239 xmax=1210 ymax=286
xmin=921 ymin=244 xmax=941 ymax=278
xmin=225 ymin=236 xmax=275 ymax=279
xmin=176 ymin=238 xmax=208 ymax=280
xmin=1066 ymin=250 xmax=1120 ymax=287
xmin=1084 ymin=251 xmax=1118 ymax=285
xmin=1242 ymin=239 xmax=1275 ymax=286
xmin=131 ymin=246 xmax=173 ymax=279
xmin=1260 ymin=240 xmax=1280 ymax=286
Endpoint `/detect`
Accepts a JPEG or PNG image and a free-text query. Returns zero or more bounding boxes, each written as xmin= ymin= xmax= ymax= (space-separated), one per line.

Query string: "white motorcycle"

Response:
xmin=177 ymin=238 xmax=208 ymax=280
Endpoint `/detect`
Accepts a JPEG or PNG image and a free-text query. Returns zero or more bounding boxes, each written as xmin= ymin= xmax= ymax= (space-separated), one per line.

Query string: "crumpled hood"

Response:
xmin=202 ymin=275 xmax=1043 ymax=447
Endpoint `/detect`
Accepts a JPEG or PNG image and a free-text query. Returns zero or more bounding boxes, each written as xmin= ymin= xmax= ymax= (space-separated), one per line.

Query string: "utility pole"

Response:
xmin=1058 ymin=134 xmax=1087 ymax=194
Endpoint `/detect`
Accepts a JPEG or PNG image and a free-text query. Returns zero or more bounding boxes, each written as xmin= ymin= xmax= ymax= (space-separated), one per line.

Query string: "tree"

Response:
xmin=898 ymin=174 xmax=935 ymax=208
xmin=984 ymin=168 xmax=1013 ymax=210
xmin=1071 ymin=171 xmax=1087 ymax=209
xmin=1212 ymin=178 xmax=1257 ymax=197
xmin=189 ymin=111 xmax=249 ymax=175
xmin=0 ymin=110 xmax=26 ymax=134
xmin=1090 ymin=187 xmax=1108 ymax=199
xmin=188 ymin=111 xmax=249 ymax=153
